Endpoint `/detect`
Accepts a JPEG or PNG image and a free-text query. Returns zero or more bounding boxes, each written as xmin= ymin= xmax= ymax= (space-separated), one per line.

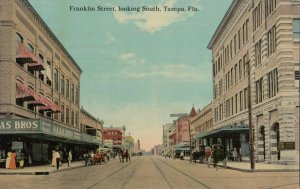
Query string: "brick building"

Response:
xmin=207 ymin=0 xmax=299 ymax=163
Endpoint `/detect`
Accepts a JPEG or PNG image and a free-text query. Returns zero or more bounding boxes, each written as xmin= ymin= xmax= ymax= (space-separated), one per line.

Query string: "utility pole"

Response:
xmin=247 ymin=53 xmax=255 ymax=170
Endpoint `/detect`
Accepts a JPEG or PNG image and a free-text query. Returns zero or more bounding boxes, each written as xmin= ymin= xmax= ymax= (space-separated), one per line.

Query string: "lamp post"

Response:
xmin=246 ymin=53 xmax=255 ymax=170
xmin=188 ymin=118 xmax=192 ymax=160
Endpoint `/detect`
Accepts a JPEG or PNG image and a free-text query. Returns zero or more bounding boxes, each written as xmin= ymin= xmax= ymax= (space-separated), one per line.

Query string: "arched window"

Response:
xmin=46 ymin=61 xmax=52 ymax=86
xmin=38 ymin=54 xmax=44 ymax=81
xmin=54 ymin=68 xmax=59 ymax=91
xmin=61 ymin=75 xmax=65 ymax=95
xmin=27 ymin=44 xmax=34 ymax=53
xmin=66 ymin=79 xmax=69 ymax=98
xmin=16 ymin=33 xmax=23 ymax=44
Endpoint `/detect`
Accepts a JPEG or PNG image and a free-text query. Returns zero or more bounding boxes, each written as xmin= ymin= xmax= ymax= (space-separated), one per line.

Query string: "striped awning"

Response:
xmin=16 ymin=43 xmax=39 ymax=64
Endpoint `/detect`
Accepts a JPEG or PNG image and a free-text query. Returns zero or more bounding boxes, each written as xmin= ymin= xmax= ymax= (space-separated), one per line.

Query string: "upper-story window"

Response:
xmin=61 ymin=75 xmax=65 ymax=96
xmin=38 ymin=54 xmax=44 ymax=81
xmin=267 ymin=25 xmax=276 ymax=57
xmin=265 ymin=0 xmax=277 ymax=19
xmin=71 ymin=84 xmax=75 ymax=103
xmin=27 ymin=44 xmax=34 ymax=53
xmin=54 ymin=68 xmax=59 ymax=92
xmin=66 ymin=107 xmax=70 ymax=125
xmin=268 ymin=68 xmax=278 ymax=98
xmin=75 ymin=87 xmax=79 ymax=105
xmin=255 ymin=77 xmax=263 ymax=104
xmin=16 ymin=33 xmax=23 ymax=44
xmin=61 ymin=104 xmax=65 ymax=122
xmin=254 ymin=39 xmax=262 ymax=66
xmin=253 ymin=1 xmax=262 ymax=32
xmin=66 ymin=79 xmax=69 ymax=99
xmin=293 ymin=18 xmax=300 ymax=42
xmin=46 ymin=61 xmax=52 ymax=86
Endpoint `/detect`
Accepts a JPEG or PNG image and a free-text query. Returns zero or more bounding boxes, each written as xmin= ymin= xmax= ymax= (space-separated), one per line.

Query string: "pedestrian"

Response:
xmin=9 ymin=150 xmax=16 ymax=169
xmin=232 ymin=148 xmax=238 ymax=162
xmin=5 ymin=152 xmax=11 ymax=169
xmin=180 ymin=151 xmax=184 ymax=160
xmin=68 ymin=149 xmax=72 ymax=167
xmin=55 ymin=151 xmax=61 ymax=170
xmin=51 ymin=150 xmax=56 ymax=167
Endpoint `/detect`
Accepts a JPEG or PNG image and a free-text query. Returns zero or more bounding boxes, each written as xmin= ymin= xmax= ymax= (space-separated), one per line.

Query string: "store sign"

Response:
xmin=278 ymin=142 xmax=295 ymax=150
xmin=12 ymin=141 xmax=23 ymax=150
xmin=0 ymin=119 xmax=39 ymax=131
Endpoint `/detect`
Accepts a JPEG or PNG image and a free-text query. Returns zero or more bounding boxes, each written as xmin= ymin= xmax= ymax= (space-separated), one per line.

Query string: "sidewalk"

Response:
xmin=0 ymin=161 xmax=87 ymax=175
xmin=184 ymin=157 xmax=299 ymax=172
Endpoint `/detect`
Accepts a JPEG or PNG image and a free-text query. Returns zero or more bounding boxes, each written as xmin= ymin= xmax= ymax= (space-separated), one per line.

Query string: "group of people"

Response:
xmin=51 ymin=149 xmax=72 ymax=170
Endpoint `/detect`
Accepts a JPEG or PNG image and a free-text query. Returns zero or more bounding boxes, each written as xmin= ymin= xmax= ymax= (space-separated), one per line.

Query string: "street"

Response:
xmin=0 ymin=156 xmax=298 ymax=189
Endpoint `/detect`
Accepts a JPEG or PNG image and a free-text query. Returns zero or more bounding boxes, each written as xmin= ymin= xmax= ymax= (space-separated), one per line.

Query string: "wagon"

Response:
xmin=90 ymin=151 xmax=106 ymax=165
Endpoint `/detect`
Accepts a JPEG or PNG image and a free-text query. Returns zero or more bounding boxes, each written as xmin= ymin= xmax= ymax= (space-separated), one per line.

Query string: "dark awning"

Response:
xmin=194 ymin=125 xmax=249 ymax=139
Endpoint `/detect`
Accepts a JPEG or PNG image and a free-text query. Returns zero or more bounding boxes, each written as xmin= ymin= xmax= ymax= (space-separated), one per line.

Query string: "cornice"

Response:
xmin=16 ymin=0 xmax=82 ymax=74
xmin=207 ymin=0 xmax=250 ymax=51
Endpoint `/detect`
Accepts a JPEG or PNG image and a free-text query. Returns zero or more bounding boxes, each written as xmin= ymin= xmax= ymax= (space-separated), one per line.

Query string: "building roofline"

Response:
xmin=207 ymin=0 xmax=239 ymax=50
xmin=21 ymin=0 xmax=82 ymax=73
xmin=80 ymin=107 xmax=103 ymax=125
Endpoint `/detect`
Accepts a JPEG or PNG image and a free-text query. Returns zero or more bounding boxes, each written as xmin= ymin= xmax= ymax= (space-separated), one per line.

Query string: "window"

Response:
xmin=244 ymin=88 xmax=248 ymax=109
xmin=54 ymin=101 xmax=59 ymax=120
xmin=27 ymin=44 xmax=34 ymax=53
xmin=234 ymin=64 xmax=238 ymax=83
xmin=255 ymin=40 xmax=262 ymax=66
xmin=240 ymin=90 xmax=243 ymax=111
xmin=246 ymin=19 xmax=249 ymax=42
xmin=239 ymin=59 xmax=242 ymax=80
xmin=61 ymin=105 xmax=65 ymax=122
xmin=71 ymin=84 xmax=74 ymax=103
xmin=27 ymin=87 xmax=34 ymax=111
xmin=61 ymin=75 xmax=65 ymax=96
xmin=267 ymin=25 xmax=276 ymax=57
xmin=268 ymin=68 xmax=278 ymax=98
xmin=243 ymin=55 xmax=247 ymax=77
xmin=46 ymin=61 xmax=52 ymax=86
xmin=293 ymin=18 xmax=300 ymax=41
xmin=71 ymin=110 xmax=74 ymax=126
xmin=66 ymin=107 xmax=70 ymax=124
xmin=54 ymin=69 xmax=59 ymax=92
xmin=16 ymin=33 xmax=23 ymax=44
xmin=238 ymin=30 xmax=241 ymax=49
xmin=253 ymin=2 xmax=262 ymax=31
xmin=75 ymin=112 xmax=79 ymax=127
xmin=256 ymin=77 xmax=263 ymax=104
xmin=234 ymin=35 xmax=237 ymax=54
xmin=66 ymin=80 xmax=69 ymax=99
xmin=38 ymin=54 xmax=44 ymax=81
xmin=75 ymin=87 xmax=79 ymax=105
xmin=265 ymin=0 xmax=277 ymax=19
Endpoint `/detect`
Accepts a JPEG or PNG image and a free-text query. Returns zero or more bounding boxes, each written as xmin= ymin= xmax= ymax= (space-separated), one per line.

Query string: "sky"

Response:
xmin=28 ymin=0 xmax=231 ymax=151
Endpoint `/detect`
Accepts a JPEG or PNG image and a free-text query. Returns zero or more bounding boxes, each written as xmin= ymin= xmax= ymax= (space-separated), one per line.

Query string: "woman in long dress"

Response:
xmin=51 ymin=150 xmax=56 ymax=167
xmin=5 ymin=152 xmax=11 ymax=169
xmin=9 ymin=151 xmax=16 ymax=169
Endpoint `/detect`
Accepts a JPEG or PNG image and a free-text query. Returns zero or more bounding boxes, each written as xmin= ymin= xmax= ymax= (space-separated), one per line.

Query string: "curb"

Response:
xmin=0 ymin=164 xmax=86 ymax=175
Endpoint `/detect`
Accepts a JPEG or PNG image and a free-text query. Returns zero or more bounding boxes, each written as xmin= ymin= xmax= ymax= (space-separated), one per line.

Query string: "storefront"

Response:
xmin=0 ymin=119 xmax=101 ymax=166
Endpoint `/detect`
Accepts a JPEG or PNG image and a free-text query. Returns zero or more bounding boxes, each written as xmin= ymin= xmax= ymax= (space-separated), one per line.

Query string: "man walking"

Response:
xmin=68 ymin=149 xmax=72 ymax=167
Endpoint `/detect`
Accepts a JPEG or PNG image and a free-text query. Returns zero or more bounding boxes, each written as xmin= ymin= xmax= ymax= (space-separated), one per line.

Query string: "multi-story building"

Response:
xmin=191 ymin=102 xmax=213 ymax=149
xmin=207 ymin=0 xmax=299 ymax=163
xmin=0 ymin=0 xmax=99 ymax=164
xmin=103 ymin=126 xmax=126 ymax=152
xmin=80 ymin=107 xmax=103 ymax=150
xmin=162 ymin=123 xmax=174 ymax=154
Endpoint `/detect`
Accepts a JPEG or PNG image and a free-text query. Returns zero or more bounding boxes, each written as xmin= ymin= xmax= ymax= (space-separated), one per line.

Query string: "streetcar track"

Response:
xmin=155 ymin=157 xmax=213 ymax=189
xmin=120 ymin=160 xmax=141 ymax=189
xmin=85 ymin=158 xmax=141 ymax=189
xmin=150 ymin=157 xmax=175 ymax=189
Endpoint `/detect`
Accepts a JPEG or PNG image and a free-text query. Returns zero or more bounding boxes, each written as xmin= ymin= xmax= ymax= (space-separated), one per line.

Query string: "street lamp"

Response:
xmin=188 ymin=118 xmax=192 ymax=160
xmin=246 ymin=53 xmax=255 ymax=170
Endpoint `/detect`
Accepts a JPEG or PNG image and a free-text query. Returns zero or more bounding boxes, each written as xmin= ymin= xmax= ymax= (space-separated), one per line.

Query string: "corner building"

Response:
xmin=208 ymin=0 xmax=299 ymax=163
xmin=0 ymin=0 xmax=97 ymax=164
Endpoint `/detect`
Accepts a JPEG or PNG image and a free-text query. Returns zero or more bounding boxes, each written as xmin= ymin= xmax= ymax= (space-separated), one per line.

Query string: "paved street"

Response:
xmin=0 ymin=156 xmax=299 ymax=189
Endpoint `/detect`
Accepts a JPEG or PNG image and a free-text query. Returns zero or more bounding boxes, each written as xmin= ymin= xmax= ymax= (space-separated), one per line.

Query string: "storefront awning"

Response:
xmin=16 ymin=82 xmax=36 ymax=101
xmin=194 ymin=125 xmax=249 ymax=139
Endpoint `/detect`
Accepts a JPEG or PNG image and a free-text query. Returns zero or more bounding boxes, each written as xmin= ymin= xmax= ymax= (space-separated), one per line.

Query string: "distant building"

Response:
xmin=103 ymin=126 xmax=126 ymax=152
xmin=153 ymin=145 xmax=163 ymax=155
xmin=162 ymin=123 xmax=175 ymax=153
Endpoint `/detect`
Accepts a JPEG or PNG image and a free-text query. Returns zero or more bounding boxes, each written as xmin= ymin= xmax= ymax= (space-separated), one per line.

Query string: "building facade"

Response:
xmin=191 ymin=102 xmax=213 ymax=149
xmin=0 ymin=0 xmax=98 ymax=164
xmin=103 ymin=126 xmax=126 ymax=153
xmin=162 ymin=123 xmax=174 ymax=154
xmin=208 ymin=0 xmax=299 ymax=163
